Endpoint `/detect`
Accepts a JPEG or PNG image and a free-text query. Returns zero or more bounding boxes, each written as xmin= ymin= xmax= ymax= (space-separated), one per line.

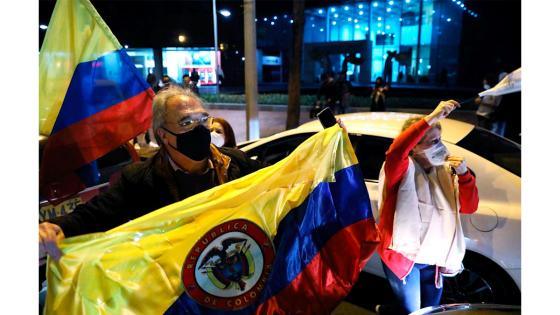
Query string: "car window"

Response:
xmin=349 ymin=134 xmax=393 ymax=181
xmin=245 ymin=132 xmax=392 ymax=181
xmin=244 ymin=133 xmax=315 ymax=164
xmin=456 ymin=127 xmax=521 ymax=176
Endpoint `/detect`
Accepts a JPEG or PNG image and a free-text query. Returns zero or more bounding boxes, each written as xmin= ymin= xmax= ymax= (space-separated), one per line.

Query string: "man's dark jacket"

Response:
xmin=49 ymin=146 xmax=264 ymax=237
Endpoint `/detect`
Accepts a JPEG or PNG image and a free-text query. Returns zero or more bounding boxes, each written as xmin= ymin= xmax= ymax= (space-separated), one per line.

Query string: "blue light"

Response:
xmin=359 ymin=11 xmax=364 ymax=15
xmin=344 ymin=6 xmax=349 ymax=11
xmin=406 ymin=0 xmax=411 ymax=3
xmin=331 ymin=8 xmax=336 ymax=12
xmin=320 ymin=28 xmax=324 ymax=32
xmin=284 ymin=14 xmax=288 ymax=18
xmin=290 ymin=19 xmax=294 ymax=23
xmin=389 ymin=1 xmax=394 ymax=5
xmin=365 ymin=27 xmax=369 ymax=31
xmin=318 ymin=9 xmax=323 ymax=14
xmin=273 ymin=16 xmax=277 ymax=20
xmin=334 ymin=13 xmax=339 ymax=18
xmin=39 ymin=24 xmax=48 ymax=30
xmin=332 ymin=21 xmax=337 ymax=25
xmin=374 ymin=2 xmax=379 ymax=8
xmin=387 ymin=8 xmax=391 ymax=12
xmin=219 ymin=9 xmax=231 ymax=17
xmin=348 ymin=17 xmax=352 ymax=22
xmin=377 ymin=22 xmax=382 ymax=27
xmin=354 ymin=19 xmax=358 ymax=23
xmin=447 ymin=18 xmax=452 ymax=22
xmin=255 ymin=18 xmax=258 ymax=22
xmin=378 ymin=17 xmax=382 ymax=21
xmin=271 ymin=21 xmax=275 ymax=25
xmin=355 ymin=25 xmax=360 ymax=29
xmin=359 ymin=4 xmax=363 ymax=9
xmin=264 ymin=17 xmax=268 ymax=21
xmin=377 ymin=30 xmax=381 ymax=34
xmin=312 ymin=24 xmax=315 ymax=27
xmin=386 ymin=25 xmax=390 ymax=30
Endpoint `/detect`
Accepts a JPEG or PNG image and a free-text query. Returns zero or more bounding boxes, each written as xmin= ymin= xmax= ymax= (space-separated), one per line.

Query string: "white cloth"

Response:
xmin=380 ymin=158 xmax=465 ymax=272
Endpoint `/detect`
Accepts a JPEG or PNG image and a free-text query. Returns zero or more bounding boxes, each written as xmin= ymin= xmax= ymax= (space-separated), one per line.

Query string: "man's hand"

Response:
xmin=39 ymin=222 xmax=65 ymax=265
xmin=447 ymin=155 xmax=468 ymax=175
xmin=336 ymin=118 xmax=347 ymax=133
xmin=425 ymin=100 xmax=460 ymax=126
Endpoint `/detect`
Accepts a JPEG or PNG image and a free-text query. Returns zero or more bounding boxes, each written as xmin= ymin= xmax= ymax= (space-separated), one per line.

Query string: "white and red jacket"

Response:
xmin=376 ymin=119 xmax=479 ymax=280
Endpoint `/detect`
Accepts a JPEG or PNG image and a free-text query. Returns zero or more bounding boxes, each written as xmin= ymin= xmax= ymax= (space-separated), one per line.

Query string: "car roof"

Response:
xmin=295 ymin=112 xmax=475 ymax=144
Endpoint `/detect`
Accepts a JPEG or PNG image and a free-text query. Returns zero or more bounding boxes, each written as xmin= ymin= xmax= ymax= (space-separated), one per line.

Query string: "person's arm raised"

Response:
xmin=424 ymin=100 xmax=460 ymax=126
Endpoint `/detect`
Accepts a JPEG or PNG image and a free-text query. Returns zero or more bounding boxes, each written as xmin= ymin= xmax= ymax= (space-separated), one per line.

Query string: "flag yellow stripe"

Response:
xmin=39 ymin=0 xmax=122 ymax=135
xmin=46 ymin=126 xmax=357 ymax=314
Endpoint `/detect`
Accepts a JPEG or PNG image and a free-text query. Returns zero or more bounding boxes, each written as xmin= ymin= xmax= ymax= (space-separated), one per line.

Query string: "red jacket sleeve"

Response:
xmin=384 ymin=119 xmax=431 ymax=189
xmin=457 ymin=171 xmax=479 ymax=214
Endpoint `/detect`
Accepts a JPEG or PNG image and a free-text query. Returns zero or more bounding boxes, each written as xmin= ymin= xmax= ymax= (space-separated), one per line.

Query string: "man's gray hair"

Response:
xmin=152 ymin=85 xmax=204 ymax=145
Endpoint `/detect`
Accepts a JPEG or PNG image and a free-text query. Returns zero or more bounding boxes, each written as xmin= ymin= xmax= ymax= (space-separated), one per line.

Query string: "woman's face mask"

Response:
xmin=414 ymin=141 xmax=449 ymax=166
xmin=211 ymin=131 xmax=225 ymax=147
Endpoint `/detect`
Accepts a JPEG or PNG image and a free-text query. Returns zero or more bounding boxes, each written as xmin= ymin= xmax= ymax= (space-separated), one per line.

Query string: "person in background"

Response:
xmin=190 ymin=68 xmax=200 ymax=85
xmin=146 ymin=73 xmax=160 ymax=93
xmin=475 ymin=73 xmax=502 ymax=130
xmin=376 ymin=100 xmax=479 ymax=314
xmin=370 ymin=77 xmax=388 ymax=112
xmin=181 ymin=74 xmax=199 ymax=95
xmin=316 ymin=71 xmax=338 ymax=113
xmin=335 ymin=72 xmax=352 ymax=114
xmin=160 ymin=74 xmax=173 ymax=90
xmin=210 ymin=117 xmax=237 ymax=148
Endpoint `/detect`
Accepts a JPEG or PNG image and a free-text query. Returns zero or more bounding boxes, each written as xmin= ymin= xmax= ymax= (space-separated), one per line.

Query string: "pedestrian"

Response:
xmin=190 ymin=68 xmax=200 ymax=85
xmin=315 ymin=71 xmax=338 ymax=114
xmin=370 ymin=77 xmax=388 ymax=112
xmin=376 ymin=100 xmax=479 ymax=314
xmin=210 ymin=117 xmax=237 ymax=148
xmin=181 ymin=74 xmax=198 ymax=94
xmin=335 ymin=72 xmax=352 ymax=114
xmin=475 ymin=73 xmax=502 ymax=130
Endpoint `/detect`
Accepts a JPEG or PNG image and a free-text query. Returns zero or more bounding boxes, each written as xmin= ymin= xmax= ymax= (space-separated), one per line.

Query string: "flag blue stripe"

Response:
xmin=164 ymin=164 xmax=372 ymax=314
xmin=52 ymin=49 xmax=150 ymax=134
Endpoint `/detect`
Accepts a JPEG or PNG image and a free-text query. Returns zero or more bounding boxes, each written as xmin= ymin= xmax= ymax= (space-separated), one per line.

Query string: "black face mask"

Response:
xmin=163 ymin=125 xmax=211 ymax=161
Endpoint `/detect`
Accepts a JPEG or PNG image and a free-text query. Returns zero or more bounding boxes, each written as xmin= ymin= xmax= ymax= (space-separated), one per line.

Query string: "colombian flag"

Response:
xmin=39 ymin=0 xmax=154 ymax=198
xmin=44 ymin=126 xmax=379 ymax=314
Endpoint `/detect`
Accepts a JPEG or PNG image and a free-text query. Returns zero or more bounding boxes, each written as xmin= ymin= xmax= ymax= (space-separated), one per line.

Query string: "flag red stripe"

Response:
xmin=255 ymin=218 xmax=379 ymax=314
xmin=40 ymin=89 xmax=153 ymax=186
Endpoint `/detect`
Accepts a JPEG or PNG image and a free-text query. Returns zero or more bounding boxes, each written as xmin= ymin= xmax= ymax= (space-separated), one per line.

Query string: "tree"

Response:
xmin=286 ymin=0 xmax=305 ymax=129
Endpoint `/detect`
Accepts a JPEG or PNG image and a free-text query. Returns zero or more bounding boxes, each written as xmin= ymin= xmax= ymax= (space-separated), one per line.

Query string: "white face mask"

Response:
xmin=210 ymin=131 xmax=225 ymax=147
xmin=415 ymin=142 xmax=449 ymax=166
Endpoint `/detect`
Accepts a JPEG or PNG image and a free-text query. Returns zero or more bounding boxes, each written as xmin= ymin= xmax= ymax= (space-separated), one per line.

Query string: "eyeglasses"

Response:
xmin=166 ymin=113 xmax=212 ymax=133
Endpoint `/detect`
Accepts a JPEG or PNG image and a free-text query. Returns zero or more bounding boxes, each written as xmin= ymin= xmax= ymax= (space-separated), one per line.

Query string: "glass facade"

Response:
xmin=126 ymin=48 xmax=155 ymax=81
xmin=302 ymin=0 xmax=469 ymax=85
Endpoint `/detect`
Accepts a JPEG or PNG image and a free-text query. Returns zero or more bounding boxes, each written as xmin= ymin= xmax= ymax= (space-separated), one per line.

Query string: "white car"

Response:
xmin=242 ymin=112 xmax=521 ymax=305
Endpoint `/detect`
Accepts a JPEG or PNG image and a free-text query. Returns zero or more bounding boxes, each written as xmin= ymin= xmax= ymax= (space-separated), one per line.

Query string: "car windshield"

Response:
xmin=455 ymin=127 xmax=521 ymax=176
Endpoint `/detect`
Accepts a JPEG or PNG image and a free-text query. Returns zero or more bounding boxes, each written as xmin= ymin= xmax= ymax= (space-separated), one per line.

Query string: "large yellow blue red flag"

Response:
xmin=44 ymin=126 xmax=379 ymax=314
xmin=39 ymin=0 xmax=154 ymax=198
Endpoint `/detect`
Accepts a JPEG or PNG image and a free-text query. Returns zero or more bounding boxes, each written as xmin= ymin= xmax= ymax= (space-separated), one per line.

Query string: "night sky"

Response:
xmin=38 ymin=0 xmax=521 ymax=86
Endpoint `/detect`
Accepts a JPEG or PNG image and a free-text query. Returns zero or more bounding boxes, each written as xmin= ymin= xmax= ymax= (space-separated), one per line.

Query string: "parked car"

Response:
xmin=241 ymin=112 xmax=521 ymax=305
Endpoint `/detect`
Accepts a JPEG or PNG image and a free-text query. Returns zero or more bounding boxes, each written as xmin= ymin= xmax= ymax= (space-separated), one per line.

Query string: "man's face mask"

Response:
xmin=163 ymin=125 xmax=211 ymax=161
xmin=414 ymin=141 xmax=449 ymax=166
xmin=210 ymin=131 xmax=225 ymax=147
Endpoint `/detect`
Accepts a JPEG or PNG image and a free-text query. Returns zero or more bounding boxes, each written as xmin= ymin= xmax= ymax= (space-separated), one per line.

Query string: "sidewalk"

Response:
xmin=206 ymin=104 xmax=477 ymax=143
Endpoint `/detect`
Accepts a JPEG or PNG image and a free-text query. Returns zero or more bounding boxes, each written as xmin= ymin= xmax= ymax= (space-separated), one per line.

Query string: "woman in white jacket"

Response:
xmin=376 ymin=100 xmax=479 ymax=314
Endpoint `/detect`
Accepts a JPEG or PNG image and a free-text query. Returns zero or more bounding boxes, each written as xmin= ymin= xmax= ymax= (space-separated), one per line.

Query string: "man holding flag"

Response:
xmin=39 ymin=86 xmax=266 ymax=261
